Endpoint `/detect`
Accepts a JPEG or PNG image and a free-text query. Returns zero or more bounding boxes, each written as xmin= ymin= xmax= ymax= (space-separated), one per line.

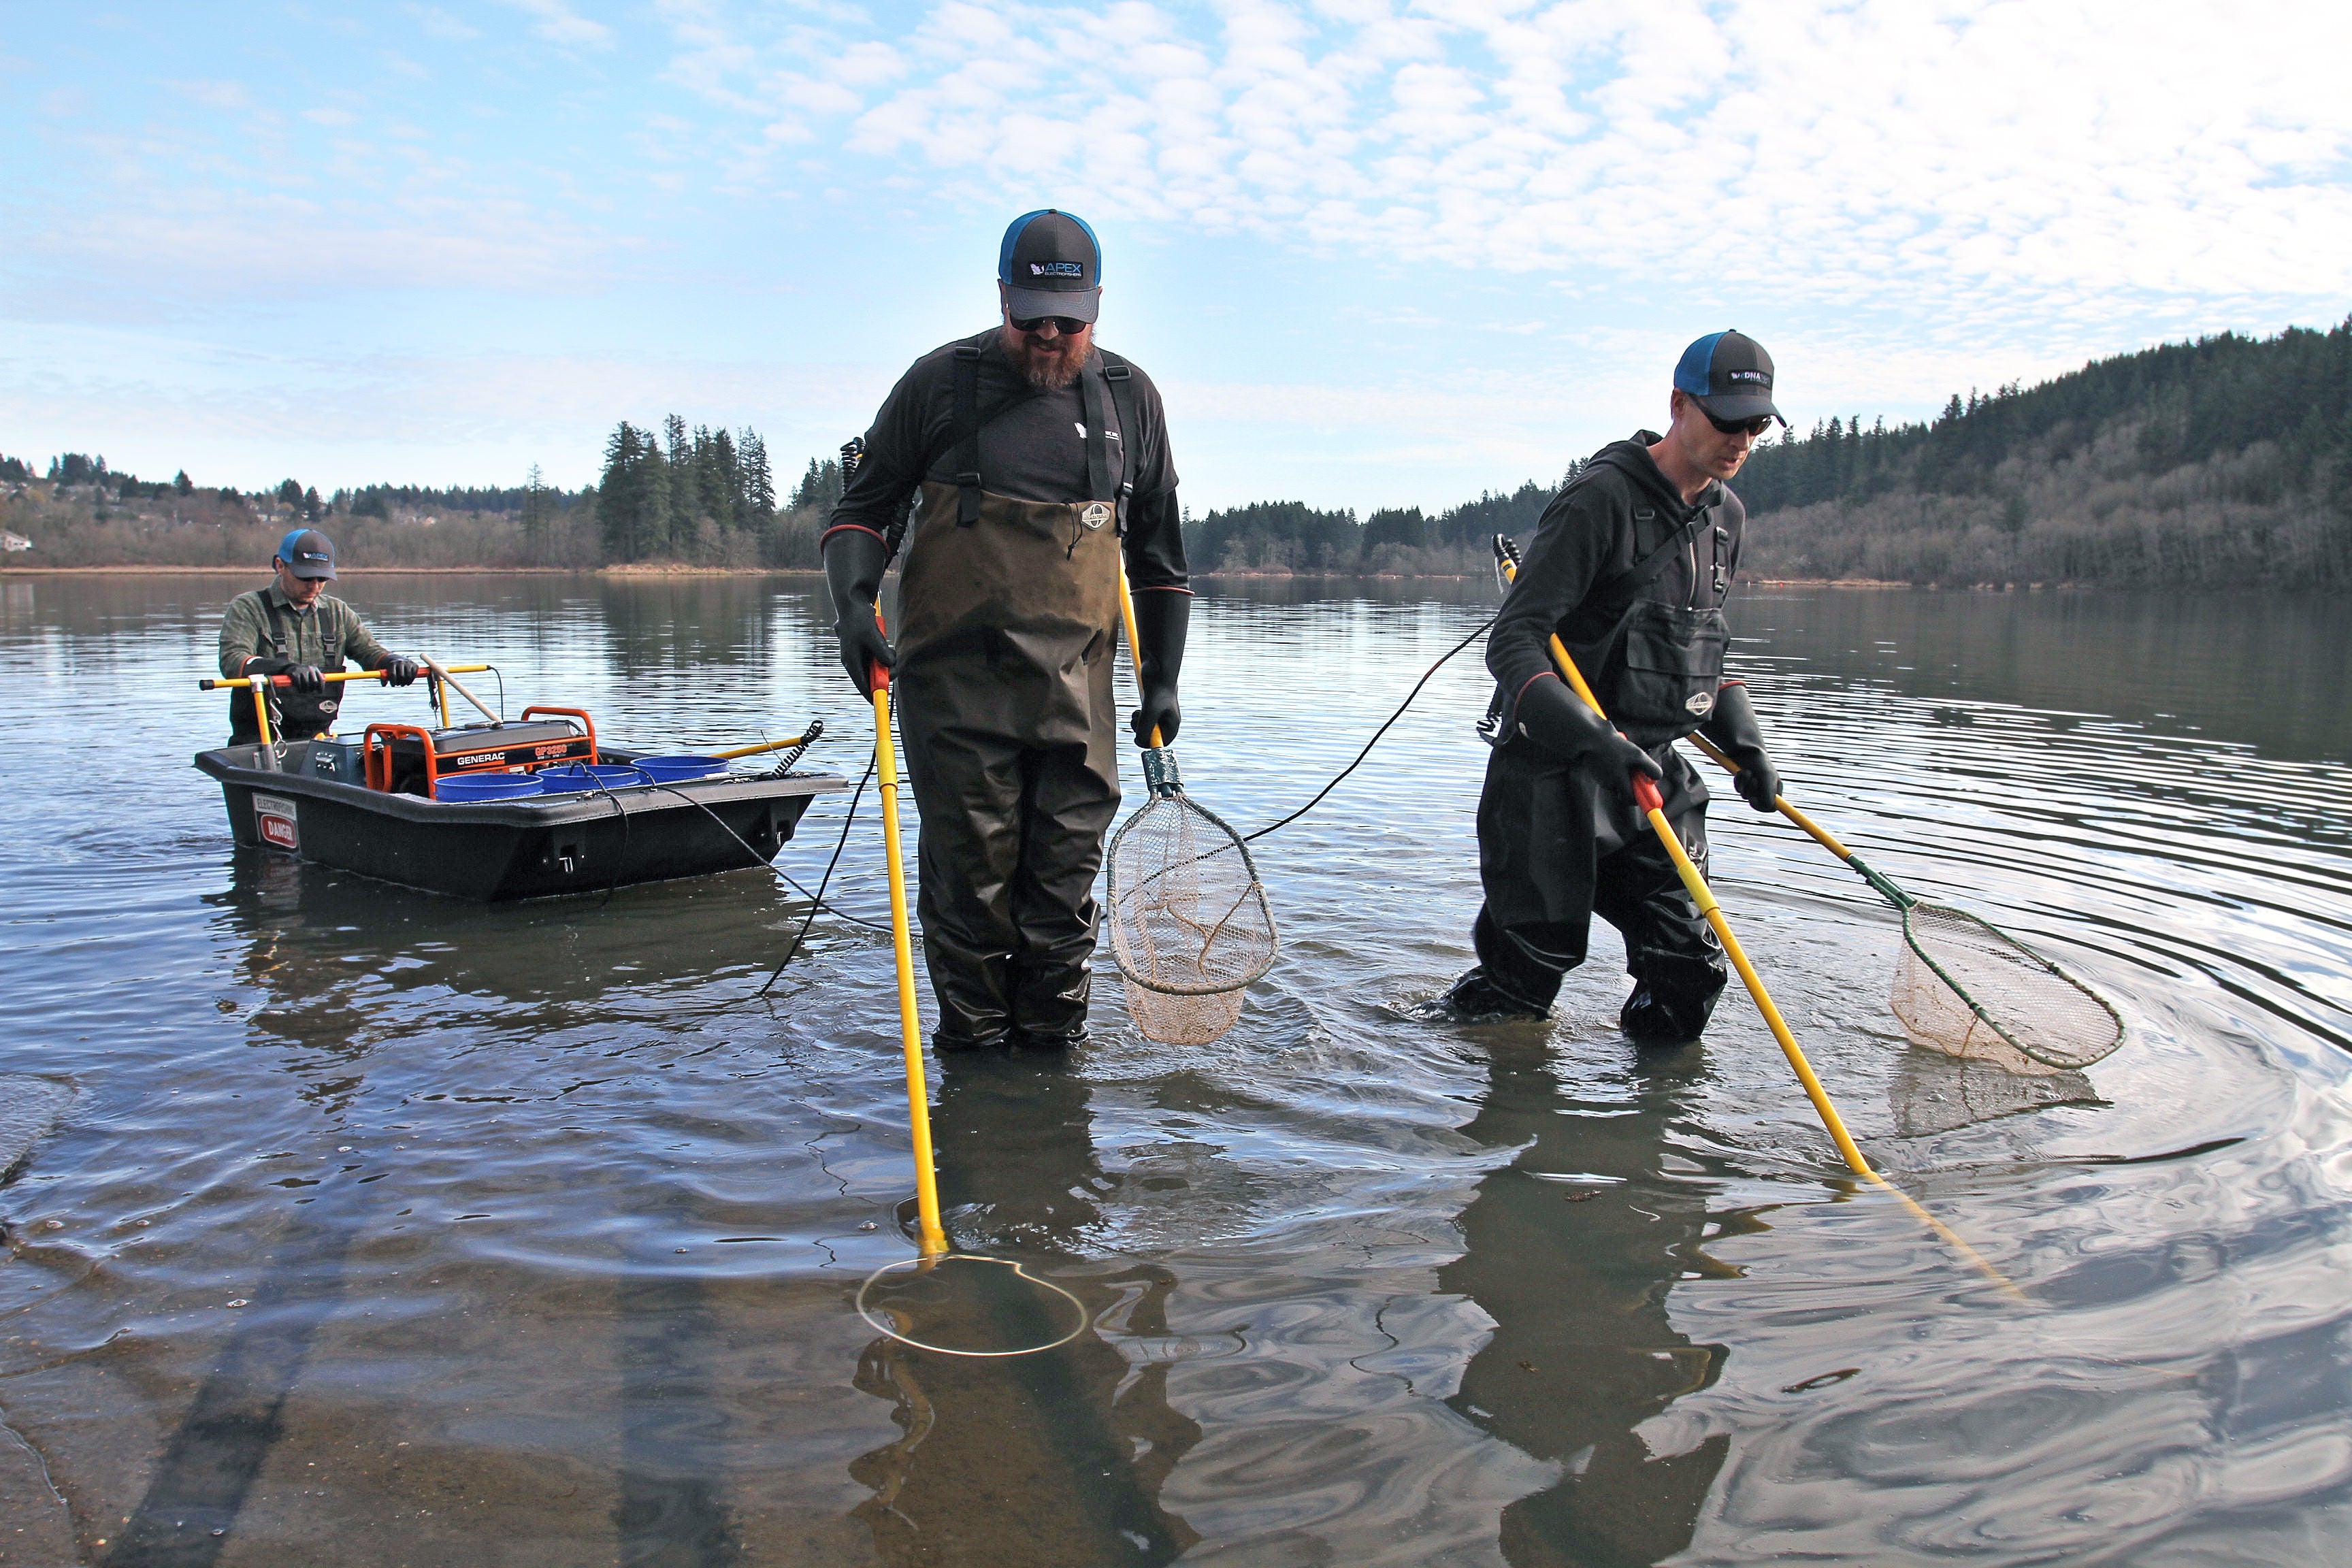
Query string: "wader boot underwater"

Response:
xmin=892 ymin=347 xmax=1137 ymax=1053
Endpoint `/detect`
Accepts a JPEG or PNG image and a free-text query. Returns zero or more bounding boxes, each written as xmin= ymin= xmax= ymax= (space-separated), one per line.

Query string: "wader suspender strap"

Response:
xmin=952 ymin=344 xmax=983 ymax=526
xmin=1081 ymin=363 xmax=1115 ymax=510
xmin=1609 ymin=509 xmax=1706 ymax=604
xmin=1102 ymin=362 xmax=1139 ymax=534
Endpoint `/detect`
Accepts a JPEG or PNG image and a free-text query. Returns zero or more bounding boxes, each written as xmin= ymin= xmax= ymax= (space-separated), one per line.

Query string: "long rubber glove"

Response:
xmin=1128 ymin=588 xmax=1188 ymax=745
xmin=1698 ymin=681 xmax=1780 ymax=811
xmin=1514 ymin=674 xmax=1661 ymax=793
xmin=823 ymin=527 xmax=894 ymax=696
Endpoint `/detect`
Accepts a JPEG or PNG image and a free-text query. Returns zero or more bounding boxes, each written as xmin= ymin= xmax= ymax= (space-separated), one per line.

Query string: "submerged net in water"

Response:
xmin=1891 ymin=900 xmax=2125 ymax=1075
xmin=1105 ymin=749 xmax=1277 ymax=1046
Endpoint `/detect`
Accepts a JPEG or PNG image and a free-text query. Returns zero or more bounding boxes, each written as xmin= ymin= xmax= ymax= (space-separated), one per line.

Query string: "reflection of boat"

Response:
xmin=194 ymin=738 xmax=843 ymax=901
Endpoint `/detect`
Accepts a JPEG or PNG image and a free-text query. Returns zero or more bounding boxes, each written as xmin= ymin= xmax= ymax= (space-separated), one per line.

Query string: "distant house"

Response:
xmin=1 ymin=532 xmax=31 ymax=553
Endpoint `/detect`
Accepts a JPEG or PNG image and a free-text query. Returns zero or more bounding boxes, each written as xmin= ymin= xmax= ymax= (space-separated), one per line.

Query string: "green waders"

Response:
xmin=893 ymin=476 xmax=1126 ymax=1048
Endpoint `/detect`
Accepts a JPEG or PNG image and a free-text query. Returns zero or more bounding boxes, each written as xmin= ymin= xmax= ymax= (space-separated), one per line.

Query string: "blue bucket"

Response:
xmin=434 ymin=772 xmax=543 ymax=804
xmin=534 ymin=762 xmax=652 ymax=795
xmin=634 ymin=753 xmax=727 ymax=784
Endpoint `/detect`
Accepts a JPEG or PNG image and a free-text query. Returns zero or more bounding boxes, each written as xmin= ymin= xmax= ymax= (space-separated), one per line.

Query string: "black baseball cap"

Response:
xmin=998 ymin=209 xmax=1102 ymax=324
xmin=1673 ymin=329 xmax=1784 ymax=425
xmin=276 ymin=527 xmax=337 ymax=580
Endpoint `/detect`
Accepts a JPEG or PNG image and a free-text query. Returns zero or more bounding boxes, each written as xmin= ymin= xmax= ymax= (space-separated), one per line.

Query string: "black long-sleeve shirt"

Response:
xmin=827 ymin=329 xmax=1189 ymax=593
xmin=1486 ymin=434 xmax=1744 ymax=713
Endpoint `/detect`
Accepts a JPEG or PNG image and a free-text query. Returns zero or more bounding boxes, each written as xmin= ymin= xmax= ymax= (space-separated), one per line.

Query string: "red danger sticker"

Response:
xmin=253 ymin=793 xmax=299 ymax=851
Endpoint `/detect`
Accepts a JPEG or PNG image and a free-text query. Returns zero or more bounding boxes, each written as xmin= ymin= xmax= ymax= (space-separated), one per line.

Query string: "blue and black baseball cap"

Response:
xmin=1674 ymin=329 xmax=1784 ymax=426
xmin=276 ymin=527 xmax=337 ymax=580
xmin=998 ymin=209 xmax=1102 ymax=324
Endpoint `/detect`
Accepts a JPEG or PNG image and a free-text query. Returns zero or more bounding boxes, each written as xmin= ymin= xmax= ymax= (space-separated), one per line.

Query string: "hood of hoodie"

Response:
xmin=1582 ymin=431 xmax=1720 ymax=518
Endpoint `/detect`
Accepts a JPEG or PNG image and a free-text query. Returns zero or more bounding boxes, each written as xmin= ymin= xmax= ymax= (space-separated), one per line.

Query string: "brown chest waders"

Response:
xmin=889 ymin=350 xmax=1135 ymax=1048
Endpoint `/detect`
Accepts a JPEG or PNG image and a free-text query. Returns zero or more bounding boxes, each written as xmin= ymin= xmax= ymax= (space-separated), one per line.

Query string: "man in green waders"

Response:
xmin=822 ymin=210 xmax=1190 ymax=1051
xmin=1442 ymin=331 xmax=1790 ymax=1042
xmin=218 ymin=527 xmax=421 ymax=743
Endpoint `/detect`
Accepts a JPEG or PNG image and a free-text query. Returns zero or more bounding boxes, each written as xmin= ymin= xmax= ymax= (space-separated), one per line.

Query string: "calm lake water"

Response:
xmin=1 ymin=572 xmax=2349 ymax=1566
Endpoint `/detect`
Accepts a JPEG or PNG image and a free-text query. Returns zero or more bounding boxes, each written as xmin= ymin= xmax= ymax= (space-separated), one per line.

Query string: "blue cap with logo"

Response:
xmin=276 ymin=527 xmax=338 ymax=580
xmin=998 ymin=209 xmax=1102 ymax=325
xmin=1674 ymin=329 xmax=1784 ymax=426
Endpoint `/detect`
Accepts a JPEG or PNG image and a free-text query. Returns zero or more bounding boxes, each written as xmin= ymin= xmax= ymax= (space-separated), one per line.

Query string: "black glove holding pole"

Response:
xmin=1128 ymin=589 xmax=1188 ymax=745
xmin=1699 ymin=681 xmax=1781 ymax=811
xmin=823 ymin=527 xmax=894 ymax=696
xmin=378 ymin=656 xmax=421 ymax=687
xmin=242 ymin=655 xmax=324 ymax=693
xmin=1514 ymin=674 xmax=1661 ymax=791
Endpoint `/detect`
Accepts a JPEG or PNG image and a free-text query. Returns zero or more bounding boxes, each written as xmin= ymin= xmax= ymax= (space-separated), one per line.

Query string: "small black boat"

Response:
xmin=196 ymin=737 xmax=845 ymax=901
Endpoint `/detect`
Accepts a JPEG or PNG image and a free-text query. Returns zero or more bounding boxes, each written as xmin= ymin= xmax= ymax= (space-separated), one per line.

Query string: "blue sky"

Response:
xmin=4 ymin=1 xmax=2349 ymax=512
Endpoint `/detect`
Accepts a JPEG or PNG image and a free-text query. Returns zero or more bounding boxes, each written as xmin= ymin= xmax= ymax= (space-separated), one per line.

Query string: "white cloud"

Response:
xmin=655 ymin=0 xmax=2352 ymax=354
xmin=501 ymin=0 xmax=614 ymax=50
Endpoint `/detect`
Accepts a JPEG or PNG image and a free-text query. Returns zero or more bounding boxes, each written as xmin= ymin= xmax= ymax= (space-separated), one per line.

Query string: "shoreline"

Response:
xmin=0 ymin=565 xmax=2091 ymax=591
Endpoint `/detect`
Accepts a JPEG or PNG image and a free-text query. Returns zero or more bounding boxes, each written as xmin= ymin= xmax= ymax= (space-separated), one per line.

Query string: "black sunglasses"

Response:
xmin=1701 ymin=408 xmax=1774 ymax=437
xmin=1012 ymin=314 xmax=1090 ymax=336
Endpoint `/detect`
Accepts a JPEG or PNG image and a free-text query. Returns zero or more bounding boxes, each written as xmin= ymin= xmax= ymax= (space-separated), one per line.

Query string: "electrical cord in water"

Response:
xmin=1241 ymin=614 xmax=1495 ymax=844
xmin=759 ymin=746 xmax=879 ymax=996
xmin=632 ymin=768 xmax=889 ymax=936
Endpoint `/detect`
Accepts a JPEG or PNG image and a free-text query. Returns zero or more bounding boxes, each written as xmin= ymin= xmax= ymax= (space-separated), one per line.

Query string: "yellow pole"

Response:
xmin=202 ymin=664 xmax=489 ymax=691
xmin=1686 ymin=730 xmax=1860 ymax=860
xmin=872 ymin=659 xmax=948 ymax=1258
xmin=250 ymin=682 xmax=274 ymax=747
xmin=708 ymin=733 xmax=808 ymax=762
xmin=1501 ymin=563 xmax=2019 ymax=1292
xmin=1114 ymin=566 xmax=1166 ymax=749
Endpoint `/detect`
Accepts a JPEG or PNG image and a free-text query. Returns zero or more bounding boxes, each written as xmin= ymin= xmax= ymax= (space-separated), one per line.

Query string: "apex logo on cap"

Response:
xmin=1030 ymin=261 xmax=1083 ymax=278
xmin=1727 ymin=369 xmax=1770 ymax=385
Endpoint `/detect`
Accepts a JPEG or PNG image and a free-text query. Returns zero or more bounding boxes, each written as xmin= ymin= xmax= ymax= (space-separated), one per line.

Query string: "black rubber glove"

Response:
xmin=1513 ymin=674 xmax=1662 ymax=792
xmin=1128 ymin=587 xmax=1188 ymax=746
xmin=286 ymin=664 xmax=326 ymax=695
xmin=380 ymin=656 xmax=421 ymax=687
xmin=823 ymin=526 xmax=894 ymax=696
xmin=1699 ymin=681 xmax=1780 ymax=811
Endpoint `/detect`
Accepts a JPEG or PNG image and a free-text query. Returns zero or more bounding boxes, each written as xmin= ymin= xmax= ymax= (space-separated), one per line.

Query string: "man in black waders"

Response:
xmin=822 ymin=210 xmax=1189 ymax=1051
xmin=1443 ymin=331 xmax=1790 ymax=1042
xmin=218 ymin=527 xmax=420 ymax=743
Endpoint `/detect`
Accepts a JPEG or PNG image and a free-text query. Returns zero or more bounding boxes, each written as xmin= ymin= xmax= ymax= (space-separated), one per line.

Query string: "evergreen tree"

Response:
xmin=522 ymin=463 xmax=551 ymax=559
xmin=174 ymin=470 xmax=193 ymax=495
xmin=739 ymin=429 xmax=775 ymax=523
xmin=598 ymin=422 xmax=670 ymax=561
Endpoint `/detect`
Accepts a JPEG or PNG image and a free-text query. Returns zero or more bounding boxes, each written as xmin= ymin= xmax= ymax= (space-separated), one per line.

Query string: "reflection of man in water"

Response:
xmin=1444 ymin=1041 xmax=1734 ymax=1565
xmin=851 ymin=1056 xmax=1200 ymax=1565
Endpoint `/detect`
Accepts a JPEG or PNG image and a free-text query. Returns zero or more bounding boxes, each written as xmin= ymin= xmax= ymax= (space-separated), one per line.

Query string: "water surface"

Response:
xmin=1 ymin=573 xmax=2347 ymax=1565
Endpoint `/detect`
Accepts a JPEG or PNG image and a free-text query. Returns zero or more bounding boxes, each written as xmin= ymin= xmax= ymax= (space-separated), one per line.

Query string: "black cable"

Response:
xmin=760 ymin=746 xmax=878 ymax=996
xmin=640 ymin=776 xmax=889 ymax=932
xmin=1242 ymin=614 xmax=1494 ymax=843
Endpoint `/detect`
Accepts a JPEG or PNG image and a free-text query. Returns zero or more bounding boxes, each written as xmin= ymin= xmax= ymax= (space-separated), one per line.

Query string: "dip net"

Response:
xmin=1891 ymin=900 xmax=2125 ymax=1075
xmin=1105 ymin=748 xmax=1277 ymax=1046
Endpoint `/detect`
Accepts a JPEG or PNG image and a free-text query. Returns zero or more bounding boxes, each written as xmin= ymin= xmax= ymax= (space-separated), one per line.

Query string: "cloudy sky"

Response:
xmin=4 ymin=1 xmax=2347 ymax=510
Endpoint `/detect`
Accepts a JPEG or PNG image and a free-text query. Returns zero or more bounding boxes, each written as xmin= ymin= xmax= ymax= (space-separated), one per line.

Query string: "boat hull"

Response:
xmin=195 ymin=742 xmax=847 ymax=901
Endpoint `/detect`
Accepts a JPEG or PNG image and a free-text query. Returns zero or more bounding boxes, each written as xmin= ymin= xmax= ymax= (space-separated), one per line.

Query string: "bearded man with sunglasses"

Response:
xmin=1441 ymin=329 xmax=1789 ymax=1043
xmin=822 ymin=209 xmax=1189 ymax=1052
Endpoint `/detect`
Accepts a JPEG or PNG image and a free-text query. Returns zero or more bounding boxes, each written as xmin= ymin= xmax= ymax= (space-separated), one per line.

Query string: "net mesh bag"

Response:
xmin=1891 ymin=900 xmax=2125 ymax=1076
xmin=1105 ymin=748 xmax=1278 ymax=1046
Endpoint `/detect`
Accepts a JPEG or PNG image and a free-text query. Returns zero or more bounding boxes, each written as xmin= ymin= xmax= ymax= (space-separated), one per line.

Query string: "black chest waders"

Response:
xmin=887 ymin=348 xmax=1130 ymax=1048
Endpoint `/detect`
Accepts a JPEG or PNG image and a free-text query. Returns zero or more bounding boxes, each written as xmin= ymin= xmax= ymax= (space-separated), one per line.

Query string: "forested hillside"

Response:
xmin=12 ymin=318 xmax=2347 ymax=583
xmin=1734 ymin=318 xmax=2352 ymax=587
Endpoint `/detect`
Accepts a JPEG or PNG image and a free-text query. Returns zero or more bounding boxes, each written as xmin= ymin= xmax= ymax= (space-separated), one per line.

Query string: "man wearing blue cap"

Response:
xmin=1442 ymin=331 xmax=1790 ymax=1043
xmin=823 ymin=209 xmax=1190 ymax=1052
xmin=218 ymin=527 xmax=420 ymax=744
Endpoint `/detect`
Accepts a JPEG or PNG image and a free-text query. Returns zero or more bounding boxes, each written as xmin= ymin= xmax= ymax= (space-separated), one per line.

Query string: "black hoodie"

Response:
xmin=1483 ymin=431 xmax=1745 ymax=747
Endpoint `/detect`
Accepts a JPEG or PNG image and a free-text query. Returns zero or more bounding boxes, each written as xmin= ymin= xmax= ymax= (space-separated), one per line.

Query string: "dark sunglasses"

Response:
xmin=1012 ymin=314 xmax=1090 ymax=336
xmin=1701 ymin=408 xmax=1774 ymax=437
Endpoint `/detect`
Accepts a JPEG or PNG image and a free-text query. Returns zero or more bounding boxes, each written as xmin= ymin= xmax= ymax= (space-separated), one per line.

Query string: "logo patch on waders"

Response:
xmin=1081 ymin=502 xmax=1111 ymax=530
xmin=1686 ymin=689 xmax=1715 ymax=716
